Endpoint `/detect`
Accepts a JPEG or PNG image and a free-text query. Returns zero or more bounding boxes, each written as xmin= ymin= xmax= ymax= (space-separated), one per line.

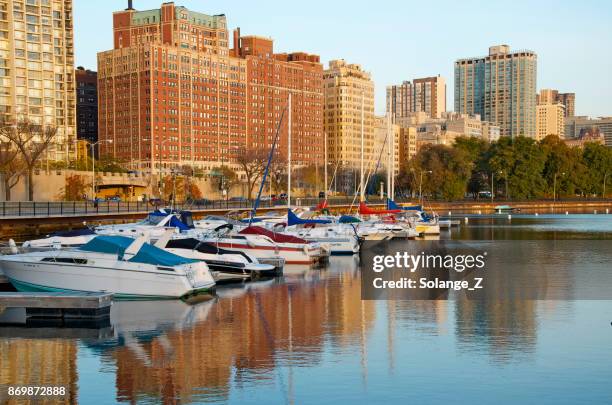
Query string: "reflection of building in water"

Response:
xmin=110 ymin=269 xmax=375 ymax=404
xmin=0 ymin=339 xmax=77 ymax=404
xmin=453 ymin=241 xmax=573 ymax=360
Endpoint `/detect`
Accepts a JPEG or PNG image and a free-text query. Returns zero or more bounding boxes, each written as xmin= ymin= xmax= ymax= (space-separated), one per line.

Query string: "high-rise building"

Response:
xmin=323 ymin=59 xmax=375 ymax=170
xmin=537 ymin=89 xmax=575 ymax=117
xmin=373 ymin=115 xmax=399 ymax=176
xmin=455 ymin=45 xmax=537 ymax=138
xmin=536 ymin=103 xmax=565 ymax=140
xmin=0 ymin=0 xmax=76 ymax=161
xmin=233 ymin=30 xmax=323 ymax=166
xmin=98 ymin=2 xmax=323 ymax=171
xmin=386 ymin=75 xmax=446 ymax=119
xmin=75 ymin=66 xmax=97 ymax=144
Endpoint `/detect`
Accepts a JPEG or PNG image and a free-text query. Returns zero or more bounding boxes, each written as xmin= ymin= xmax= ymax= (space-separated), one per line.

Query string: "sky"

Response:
xmin=74 ymin=0 xmax=612 ymax=117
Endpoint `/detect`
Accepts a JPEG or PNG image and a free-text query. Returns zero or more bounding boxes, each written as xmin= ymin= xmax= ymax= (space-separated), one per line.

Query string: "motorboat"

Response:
xmin=22 ymin=228 xmax=96 ymax=249
xmin=156 ymin=236 xmax=280 ymax=278
xmin=199 ymin=225 xmax=329 ymax=265
xmin=0 ymin=235 xmax=215 ymax=299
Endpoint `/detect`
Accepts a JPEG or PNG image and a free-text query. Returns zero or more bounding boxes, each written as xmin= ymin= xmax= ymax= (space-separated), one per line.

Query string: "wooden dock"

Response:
xmin=0 ymin=291 xmax=112 ymax=320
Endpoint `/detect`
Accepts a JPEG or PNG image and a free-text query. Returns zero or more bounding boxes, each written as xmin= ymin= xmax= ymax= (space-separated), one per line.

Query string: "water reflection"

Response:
xmin=0 ymin=215 xmax=610 ymax=403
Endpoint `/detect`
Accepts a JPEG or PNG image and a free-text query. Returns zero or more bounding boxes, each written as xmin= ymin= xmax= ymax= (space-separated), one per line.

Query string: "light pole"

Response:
xmin=491 ymin=170 xmax=503 ymax=202
xmin=553 ymin=171 xmax=565 ymax=202
xmin=604 ymin=172 xmax=609 ymax=199
xmin=419 ymin=170 xmax=432 ymax=205
xmin=89 ymin=139 xmax=113 ymax=199
xmin=157 ymin=137 xmax=171 ymax=199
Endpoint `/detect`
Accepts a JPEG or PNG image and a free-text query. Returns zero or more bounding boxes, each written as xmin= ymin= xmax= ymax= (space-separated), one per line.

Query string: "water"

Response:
xmin=1 ymin=214 xmax=612 ymax=404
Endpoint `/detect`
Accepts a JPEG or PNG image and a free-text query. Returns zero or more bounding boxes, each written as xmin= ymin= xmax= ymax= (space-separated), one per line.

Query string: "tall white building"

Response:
xmin=0 ymin=0 xmax=76 ymax=160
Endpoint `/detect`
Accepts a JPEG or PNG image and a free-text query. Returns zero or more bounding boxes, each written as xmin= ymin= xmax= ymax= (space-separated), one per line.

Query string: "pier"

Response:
xmin=0 ymin=292 xmax=113 ymax=322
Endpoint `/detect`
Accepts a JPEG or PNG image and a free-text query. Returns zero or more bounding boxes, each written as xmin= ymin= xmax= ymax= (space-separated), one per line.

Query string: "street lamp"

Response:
xmin=157 ymin=138 xmax=171 ymax=198
xmin=89 ymin=139 xmax=113 ymax=199
xmin=491 ymin=170 xmax=503 ymax=202
xmin=419 ymin=170 xmax=432 ymax=205
xmin=553 ymin=171 xmax=565 ymax=202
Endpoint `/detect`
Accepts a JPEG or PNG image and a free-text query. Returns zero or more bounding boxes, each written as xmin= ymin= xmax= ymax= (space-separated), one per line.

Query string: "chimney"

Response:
xmin=126 ymin=0 xmax=134 ymax=10
xmin=233 ymin=27 xmax=241 ymax=57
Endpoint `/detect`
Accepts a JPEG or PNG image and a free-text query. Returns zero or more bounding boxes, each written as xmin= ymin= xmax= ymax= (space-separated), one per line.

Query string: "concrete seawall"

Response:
xmin=1 ymin=199 xmax=610 ymax=239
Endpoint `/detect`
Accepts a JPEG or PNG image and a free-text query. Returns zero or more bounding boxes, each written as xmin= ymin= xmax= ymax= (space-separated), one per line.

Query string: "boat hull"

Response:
xmin=0 ymin=260 xmax=213 ymax=300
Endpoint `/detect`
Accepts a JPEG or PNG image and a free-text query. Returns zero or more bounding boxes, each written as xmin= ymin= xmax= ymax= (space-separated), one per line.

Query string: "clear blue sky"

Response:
xmin=74 ymin=0 xmax=612 ymax=117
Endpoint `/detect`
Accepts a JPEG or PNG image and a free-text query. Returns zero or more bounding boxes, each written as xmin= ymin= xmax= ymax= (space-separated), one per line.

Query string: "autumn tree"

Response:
xmin=0 ymin=141 xmax=24 ymax=201
xmin=0 ymin=119 xmax=58 ymax=201
xmin=60 ymin=174 xmax=89 ymax=201
xmin=235 ymin=147 xmax=268 ymax=199
xmin=210 ymin=166 xmax=239 ymax=196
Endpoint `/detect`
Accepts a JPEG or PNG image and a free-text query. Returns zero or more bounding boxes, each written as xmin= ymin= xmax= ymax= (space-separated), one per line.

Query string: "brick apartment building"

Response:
xmin=97 ymin=2 xmax=323 ymax=171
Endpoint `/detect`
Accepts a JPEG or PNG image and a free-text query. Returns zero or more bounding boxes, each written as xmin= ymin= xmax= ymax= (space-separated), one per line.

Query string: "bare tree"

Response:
xmin=269 ymin=153 xmax=287 ymax=194
xmin=0 ymin=141 xmax=24 ymax=201
xmin=0 ymin=119 xmax=58 ymax=201
xmin=235 ymin=147 xmax=269 ymax=199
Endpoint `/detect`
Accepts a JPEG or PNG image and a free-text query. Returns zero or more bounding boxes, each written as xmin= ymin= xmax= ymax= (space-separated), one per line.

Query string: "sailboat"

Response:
xmin=0 ymin=235 xmax=215 ymax=299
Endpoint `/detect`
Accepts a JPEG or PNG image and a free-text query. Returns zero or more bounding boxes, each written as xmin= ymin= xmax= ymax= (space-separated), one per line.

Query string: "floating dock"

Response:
xmin=0 ymin=292 xmax=112 ymax=321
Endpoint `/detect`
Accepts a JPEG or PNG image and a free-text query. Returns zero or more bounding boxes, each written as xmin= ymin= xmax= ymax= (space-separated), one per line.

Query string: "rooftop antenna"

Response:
xmin=126 ymin=0 xmax=134 ymax=10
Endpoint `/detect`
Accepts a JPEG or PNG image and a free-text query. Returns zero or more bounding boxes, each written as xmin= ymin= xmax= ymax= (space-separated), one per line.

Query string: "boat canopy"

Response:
xmin=287 ymin=209 xmax=331 ymax=226
xmin=149 ymin=211 xmax=191 ymax=231
xmin=239 ymin=226 xmax=307 ymax=244
xmin=358 ymin=202 xmax=402 ymax=215
xmin=79 ymin=235 xmax=197 ymax=266
xmin=386 ymin=200 xmax=422 ymax=211
xmin=339 ymin=215 xmax=361 ymax=223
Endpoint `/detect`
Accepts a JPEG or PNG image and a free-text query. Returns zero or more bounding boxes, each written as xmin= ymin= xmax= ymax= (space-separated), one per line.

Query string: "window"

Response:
xmin=41 ymin=257 xmax=88 ymax=264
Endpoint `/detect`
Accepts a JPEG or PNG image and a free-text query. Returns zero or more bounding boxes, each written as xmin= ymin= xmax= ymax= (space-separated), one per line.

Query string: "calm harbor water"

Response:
xmin=1 ymin=214 xmax=612 ymax=404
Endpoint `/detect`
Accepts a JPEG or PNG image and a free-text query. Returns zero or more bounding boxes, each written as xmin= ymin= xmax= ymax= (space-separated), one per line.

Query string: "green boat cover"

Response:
xmin=79 ymin=235 xmax=198 ymax=267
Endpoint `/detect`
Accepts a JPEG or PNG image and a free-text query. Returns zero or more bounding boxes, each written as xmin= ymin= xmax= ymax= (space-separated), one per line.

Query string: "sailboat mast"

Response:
xmin=387 ymin=113 xmax=391 ymax=200
xmin=324 ymin=131 xmax=328 ymax=199
xmin=390 ymin=113 xmax=395 ymax=199
xmin=288 ymin=92 xmax=292 ymax=208
xmin=360 ymin=90 xmax=365 ymax=202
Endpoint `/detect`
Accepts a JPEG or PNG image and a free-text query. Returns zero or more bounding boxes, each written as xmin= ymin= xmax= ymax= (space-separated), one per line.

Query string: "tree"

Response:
xmin=582 ymin=142 xmax=612 ymax=197
xmin=96 ymin=156 xmax=128 ymax=173
xmin=410 ymin=144 xmax=472 ymax=201
xmin=0 ymin=141 xmax=24 ymax=201
xmin=60 ymin=174 xmax=89 ymax=201
xmin=0 ymin=119 xmax=57 ymax=201
xmin=454 ymin=136 xmax=490 ymax=198
xmin=235 ymin=147 xmax=268 ymax=199
xmin=210 ymin=166 xmax=239 ymax=196
xmin=269 ymin=153 xmax=287 ymax=194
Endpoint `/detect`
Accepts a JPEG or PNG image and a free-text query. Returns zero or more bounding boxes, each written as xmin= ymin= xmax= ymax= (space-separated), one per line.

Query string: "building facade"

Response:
xmin=98 ymin=2 xmax=323 ymax=171
xmin=386 ymin=75 xmax=446 ymax=119
xmin=373 ymin=115 xmax=399 ymax=176
xmin=537 ymin=88 xmax=575 ymax=117
xmin=323 ymin=59 xmax=375 ymax=170
xmin=455 ymin=45 xmax=537 ymax=138
xmin=0 ymin=0 xmax=76 ymax=161
xmin=75 ymin=66 xmax=97 ymax=143
xmin=536 ymin=102 xmax=565 ymax=140
xmin=565 ymin=116 xmax=612 ymax=147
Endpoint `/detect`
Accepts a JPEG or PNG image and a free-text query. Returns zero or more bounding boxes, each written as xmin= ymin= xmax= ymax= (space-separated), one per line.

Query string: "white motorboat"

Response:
xmin=156 ymin=235 xmax=280 ymax=278
xmin=280 ymin=225 xmax=361 ymax=255
xmin=199 ymin=225 xmax=329 ymax=265
xmin=0 ymin=235 xmax=215 ymax=299
xmin=22 ymin=228 xmax=96 ymax=249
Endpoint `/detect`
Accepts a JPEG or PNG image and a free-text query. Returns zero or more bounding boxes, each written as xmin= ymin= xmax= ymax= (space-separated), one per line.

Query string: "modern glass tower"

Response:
xmin=455 ymin=45 xmax=537 ymax=138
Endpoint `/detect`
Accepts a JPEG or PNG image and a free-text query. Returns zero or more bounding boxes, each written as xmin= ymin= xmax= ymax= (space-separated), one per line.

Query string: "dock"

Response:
xmin=0 ymin=291 xmax=112 ymax=321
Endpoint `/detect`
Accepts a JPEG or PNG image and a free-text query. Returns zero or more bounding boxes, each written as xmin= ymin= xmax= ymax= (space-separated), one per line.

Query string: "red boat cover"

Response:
xmin=359 ymin=202 xmax=402 ymax=215
xmin=316 ymin=200 xmax=329 ymax=210
xmin=239 ymin=226 xmax=308 ymax=244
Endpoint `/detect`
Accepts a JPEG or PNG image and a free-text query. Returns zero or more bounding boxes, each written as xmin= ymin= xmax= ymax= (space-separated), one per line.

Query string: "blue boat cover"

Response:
xmin=287 ymin=209 xmax=331 ymax=226
xmin=148 ymin=210 xmax=190 ymax=231
xmin=338 ymin=215 xmax=361 ymax=224
xmin=79 ymin=235 xmax=197 ymax=267
xmin=387 ymin=199 xmax=422 ymax=211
